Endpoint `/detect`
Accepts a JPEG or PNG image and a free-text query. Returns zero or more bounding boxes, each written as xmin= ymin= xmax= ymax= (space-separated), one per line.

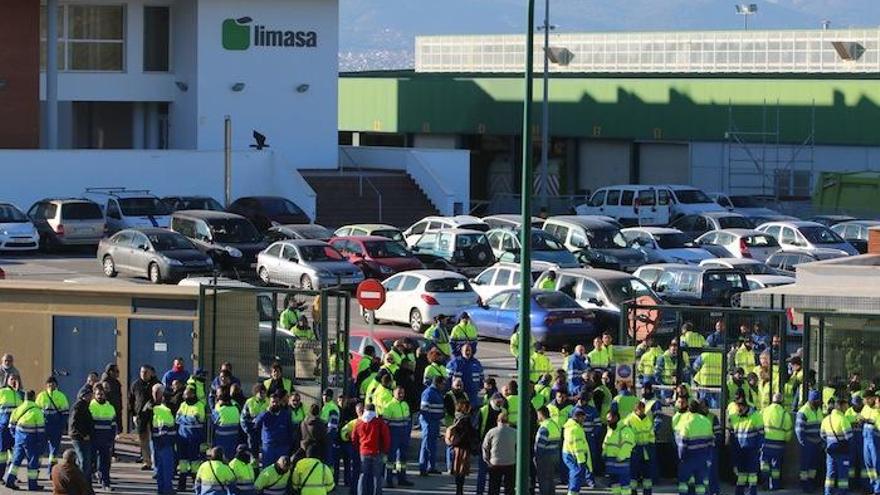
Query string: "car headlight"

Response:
xmin=0 ymin=230 xmax=7 ymax=236
xmin=226 ymin=247 xmax=243 ymax=258
xmin=165 ymin=257 xmax=183 ymax=266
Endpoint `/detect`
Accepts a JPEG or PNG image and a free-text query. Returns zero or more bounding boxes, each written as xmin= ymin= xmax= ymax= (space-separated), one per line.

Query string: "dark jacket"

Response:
xmin=300 ymin=414 xmax=328 ymax=459
xmin=52 ymin=461 xmax=94 ymax=495
xmin=101 ymin=372 xmax=123 ymax=428
xmin=68 ymin=398 xmax=94 ymax=442
xmin=129 ymin=376 xmax=160 ymax=433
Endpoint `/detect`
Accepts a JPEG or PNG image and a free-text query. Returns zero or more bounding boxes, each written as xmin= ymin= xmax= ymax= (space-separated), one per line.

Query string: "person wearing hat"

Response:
xmin=761 ymin=392 xmax=793 ymax=490
xmin=449 ymin=312 xmax=479 ymax=357
xmin=254 ymin=392 xmax=294 ymax=468
xmin=195 ymin=446 xmax=237 ymax=495
xmin=36 ymin=376 xmax=69 ymax=468
xmin=821 ymin=398 xmax=854 ymax=495
xmin=846 ymin=395 xmax=867 ymax=491
xmin=320 ymin=388 xmax=341 ymax=481
xmin=176 ymin=384 xmax=207 ymax=491
xmin=797 ymin=390 xmax=826 ymax=492
xmin=229 ymin=444 xmax=256 ymax=495
xmin=563 ymin=407 xmax=593 ymax=494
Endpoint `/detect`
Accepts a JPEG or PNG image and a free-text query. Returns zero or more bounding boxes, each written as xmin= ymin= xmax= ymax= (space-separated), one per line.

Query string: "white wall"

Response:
xmin=169 ymin=0 xmax=198 ymax=149
xmin=0 ymin=150 xmax=317 ymax=219
xmin=194 ymin=0 xmax=339 ymax=168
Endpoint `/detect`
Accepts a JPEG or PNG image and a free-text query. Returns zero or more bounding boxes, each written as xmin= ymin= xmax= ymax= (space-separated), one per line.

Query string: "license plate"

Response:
xmin=564 ymin=318 xmax=582 ymax=324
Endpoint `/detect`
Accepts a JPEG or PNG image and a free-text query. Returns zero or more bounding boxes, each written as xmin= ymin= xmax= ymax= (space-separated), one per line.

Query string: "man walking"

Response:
xmin=535 ymin=406 xmax=561 ymax=495
xmin=419 ymin=376 xmax=445 ymax=476
xmin=729 ymin=398 xmax=764 ymax=495
xmin=383 ymin=386 xmax=413 ymax=488
xmin=129 ymin=364 xmax=160 ymax=471
xmin=482 ymin=412 xmax=516 ymax=495
xmin=352 ymin=403 xmax=390 ymax=495
xmin=821 ymin=398 xmax=854 ymax=495
xmin=90 ymin=383 xmax=116 ymax=491
xmin=761 ymin=393 xmax=793 ymax=490
xmin=4 ymin=390 xmax=45 ymax=491
xmin=563 ymin=408 xmax=593 ymax=495
xmin=36 ymin=376 xmax=69 ymax=468
xmin=151 ymin=383 xmax=178 ymax=495
xmin=797 ymin=390 xmax=826 ymax=492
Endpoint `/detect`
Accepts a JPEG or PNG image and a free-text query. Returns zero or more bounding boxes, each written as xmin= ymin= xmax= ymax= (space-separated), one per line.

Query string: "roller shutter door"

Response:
xmin=577 ymin=140 xmax=631 ymax=193
xmin=638 ymin=143 xmax=690 ymax=184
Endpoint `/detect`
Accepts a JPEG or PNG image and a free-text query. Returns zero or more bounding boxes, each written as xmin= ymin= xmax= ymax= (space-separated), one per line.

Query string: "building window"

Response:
xmin=143 ymin=6 xmax=170 ymax=72
xmin=41 ymin=5 xmax=125 ymax=72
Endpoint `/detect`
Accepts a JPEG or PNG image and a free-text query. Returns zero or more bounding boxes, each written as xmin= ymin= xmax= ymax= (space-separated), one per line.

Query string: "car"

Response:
xmin=646 ymin=264 xmax=749 ymax=307
xmin=349 ymin=328 xmax=428 ymax=377
xmin=266 ymin=224 xmax=334 ymax=242
xmin=403 ymin=215 xmax=489 ymax=246
xmin=227 ymin=196 xmax=310 ymax=232
xmin=543 ymin=216 xmax=646 ymax=272
xmin=329 ymin=235 xmax=424 ymax=279
xmin=470 ymin=261 xmax=559 ymax=301
xmin=576 ymin=186 xmax=672 ymax=226
xmin=807 ymin=215 xmax=856 ymax=227
xmin=83 ymin=187 xmax=173 ymax=233
xmin=755 ymin=221 xmax=858 ymax=256
xmin=693 ymin=229 xmax=781 ymax=262
xmin=698 ymin=258 xmax=794 ymax=290
xmin=333 ymin=224 xmax=405 ymax=243
xmin=830 ymin=220 xmax=880 ymax=254
xmin=533 ymin=268 xmax=668 ymax=334
xmin=0 ymin=203 xmax=42 ymax=252
xmin=257 ymin=239 xmax=364 ymax=290
xmin=362 ymin=270 xmax=480 ymax=332
xmin=162 ymin=196 xmax=225 ymax=212
xmin=765 ymin=248 xmax=848 ymax=277
xmin=27 ymin=198 xmax=105 ymax=250
xmin=670 ymin=212 xmax=754 ymax=240
xmin=98 ymin=228 xmax=213 ymax=283
xmin=485 ymin=228 xmax=579 ymax=268
xmin=709 ymin=193 xmax=783 ymax=219
xmin=482 ymin=214 xmax=545 ymax=231
xmin=170 ymin=210 xmax=267 ymax=272
xmin=621 ymin=227 xmax=717 ymax=264
xmin=747 ymin=213 xmax=801 ymax=225
xmin=462 ymin=289 xmax=598 ymax=348
xmin=409 ymin=229 xmax=496 ymax=277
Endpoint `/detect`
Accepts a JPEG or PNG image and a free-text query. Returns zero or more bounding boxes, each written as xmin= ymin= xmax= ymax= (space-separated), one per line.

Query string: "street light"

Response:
xmin=735 ymin=3 xmax=758 ymax=30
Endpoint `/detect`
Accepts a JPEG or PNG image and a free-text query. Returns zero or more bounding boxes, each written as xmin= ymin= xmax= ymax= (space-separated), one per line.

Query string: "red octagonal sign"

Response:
xmin=356 ymin=279 xmax=386 ymax=311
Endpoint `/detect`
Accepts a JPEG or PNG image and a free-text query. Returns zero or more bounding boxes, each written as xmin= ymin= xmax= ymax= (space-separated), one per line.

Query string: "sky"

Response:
xmin=338 ymin=0 xmax=880 ymax=70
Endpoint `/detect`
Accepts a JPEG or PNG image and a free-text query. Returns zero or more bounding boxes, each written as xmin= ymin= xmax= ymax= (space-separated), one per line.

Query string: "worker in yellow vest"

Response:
xmin=680 ymin=322 xmax=707 ymax=351
xmin=535 ymin=406 xmax=561 ymax=495
xmin=733 ymin=339 xmax=757 ymax=373
xmin=761 ymin=393 xmax=793 ymax=490
xmin=692 ymin=349 xmax=723 ymax=408
xmin=278 ymin=296 xmax=304 ymax=330
xmin=194 ymin=447 xmax=237 ymax=495
xmin=821 ymin=398 xmax=854 ymax=495
xmin=3 ymin=390 xmax=45 ymax=491
xmin=603 ymin=409 xmax=636 ymax=495
xmin=383 ymin=386 xmax=413 ymax=488
xmin=35 ymin=376 xmax=69 ymax=467
xmin=370 ymin=371 xmax=395 ymax=416
xmin=89 ymin=383 xmax=117 ymax=491
xmin=636 ymin=336 xmax=663 ymax=386
xmin=563 ymin=408 xmax=594 ymax=494
xmin=796 ymin=390 xmax=825 ymax=492
xmin=530 ymin=343 xmax=553 ymax=384
xmin=450 ymin=312 xmax=479 ymax=356
xmin=212 ymin=392 xmax=241 ymax=460
xmin=151 ymin=384 xmax=178 ymax=495
xmin=587 ymin=337 xmax=612 ymax=372
xmin=254 ymin=455 xmax=292 ymax=495
xmin=539 ymin=270 xmax=557 ymax=290
xmin=0 ymin=374 xmax=24 ymax=478
xmin=626 ymin=401 xmax=656 ymax=495
xmin=291 ymin=456 xmax=335 ymax=495
xmin=503 ymin=380 xmax=520 ymax=428
xmin=228 ymin=445 xmax=256 ymax=495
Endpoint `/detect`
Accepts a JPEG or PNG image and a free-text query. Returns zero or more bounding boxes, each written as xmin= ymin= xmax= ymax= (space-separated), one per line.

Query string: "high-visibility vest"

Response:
xmin=320 ymin=402 xmax=341 ymax=432
xmin=539 ymin=278 xmax=556 ymax=290
xmin=291 ymin=405 xmax=306 ymax=426
xmin=89 ymin=400 xmax=116 ymax=440
xmin=293 ymin=325 xmax=317 ymax=341
xmin=371 ymin=385 xmax=394 ymax=416
xmin=532 ymin=384 xmax=551 ymax=411
xmin=625 ymin=412 xmax=655 ymax=445
xmin=255 ymin=465 xmax=292 ymax=495
xmin=658 ymin=350 xmax=688 ymax=385
xmin=292 ymin=458 xmax=335 ymax=495
xmin=423 ymin=363 xmax=448 ymax=385
xmin=548 ymin=401 xmax=573 ymax=430
xmin=510 ymin=331 xmax=536 ymax=358
xmin=340 ymin=418 xmax=358 ymax=442
xmin=677 ymin=413 xmax=714 ymax=458
xmin=530 ymin=352 xmax=553 ymax=383
xmin=612 ymin=394 xmax=638 ymax=420
xmin=35 ymin=389 xmax=70 ymax=418
xmin=151 ymin=404 xmax=177 ymax=447
xmin=506 ymin=395 xmax=520 ymax=427
xmin=450 ymin=321 xmax=478 ymax=341
xmin=681 ymin=331 xmax=707 ymax=349
xmin=382 ymin=399 xmax=411 ymax=429
xmin=694 ymin=352 xmax=722 ymax=387
xmin=535 ymin=418 xmax=561 ymax=454
xmin=762 ymin=403 xmax=793 ymax=442
xmin=588 ymin=347 xmax=611 ymax=369
xmin=186 ymin=377 xmax=207 ymax=402
xmin=603 ymin=424 xmax=635 ymax=468
xmin=638 ymin=347 xmax=662 ymax=378
xmin=729 ymin=411 xmax=764 ymax=449
xmin=734 ymin=345 xmax=755 ymax=371
xmin=10 ymin=400 xmax=45 ymax=435
xmin=228 ymin=458 xmax=256 ymax=493
xmin=263 ymin=378 xmax=293 ymax=396
xmin=424 ymin=325 xmax=452 ymax=357
xmin=563 ymin=418 xmax=592 ymax=468
xmin=0 ymin=387 xmax=24 ymax=422
xmin=196 ymin=460 xmax=237 ymax=493
xmin=820 ymin=409 xmax=853 ymax=452
xmin=796 ymin=404 xmax=824 ymax=444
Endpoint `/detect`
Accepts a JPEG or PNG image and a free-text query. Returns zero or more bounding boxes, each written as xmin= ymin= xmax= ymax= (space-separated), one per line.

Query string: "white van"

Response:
xmin=84 ymin=187 xmax=173 ymax=234
xmin=578 ymin=185 xmax=724 ymax=225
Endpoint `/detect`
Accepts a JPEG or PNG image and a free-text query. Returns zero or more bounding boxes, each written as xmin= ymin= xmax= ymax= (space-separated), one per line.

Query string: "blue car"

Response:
xmin=462 ymin=289 xmax=597 ymax=349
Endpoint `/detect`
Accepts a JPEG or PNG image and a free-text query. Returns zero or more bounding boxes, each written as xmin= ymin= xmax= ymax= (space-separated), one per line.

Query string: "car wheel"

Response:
xmin=362 ymin=309 xmax=375 ymax=325
xmin=102 ymin=256 xmax=117 ymax=278
xmin=258 ymin=267 xmax=270 ymax=285
xmin=301 ymin=275 xmax=314 ymax=291
xmin=729 ymin=292 xmax=742 ymax=308
xmin=148 ymin=263 xmax=162 ymax=284
xmin=410 ymin=308 xmax=424 ymax=333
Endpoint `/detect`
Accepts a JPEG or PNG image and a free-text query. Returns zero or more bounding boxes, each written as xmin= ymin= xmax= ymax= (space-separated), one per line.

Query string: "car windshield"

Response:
xmin=0 ymin=204 xmax=29 ymax=223
xmin=455 ymin=233 xmax=488 ymax=248
xmin=799 ymin=226 xmax=845 ymax=244
xmin=177 ymin=197 xmax=224 ymax=211
xmin=674 ymin=189 xmax=712 ymax=204
xmin=364 ymin=240 xmax=411 ymax=258
xmin=731 ymin=263 xmax=776 ymax=275
xmin=425 ymin=278 xmax=472 ymax=293
xmin=602 ymin=278 xmax=654 ymax=305
xmin=257 ymin=295 xmax=274 ymax=322
xmin=655 ymin=233 xmax=692 ymax=249
xmin=459 ymin=223 xmax=489 ymax=232
xmin=148 ymin=233 xmax=196 ymax=251
xmin=62 ymin=202 xmax=103 ymax=220
xmin=730 ymin=196 xmax=763 ymax=207
xmin=119 ymin=197 xmax=172 ymax=216
xmin=291 ymin=225 xmax=332 ymax=240
xmin=588 ymin=228 xmax=629 ymax=249
xmin=298 ymin=244 xmax=344 ymax=262
xmin=371 ymin=229 xmax=404 ymax=242
xmin=717 ymin=216 xmax=754 ymax=229
xmin=260 ymin=198 xmax=304 ymax=216
xmin=531 ymin=231 xmax=566 ymax=251
xmin=208 ymin=218 xmax=263 ymax=243
xmin=743 ymin=234 xmax=778 ymax=248
xmin=703 ymin=272 xmax=746 ymax=289
xmin=534 ymin=292 xmax=579 ymax=309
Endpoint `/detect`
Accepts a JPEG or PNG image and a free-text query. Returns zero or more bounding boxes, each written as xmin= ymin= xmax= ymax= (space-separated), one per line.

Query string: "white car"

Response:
xmin=83 ymin=187 xmax=173 ymax=233
xmin=403 ymin=215 xmax=489 ymax=246
xmin=709 ymin=193 xmax=783 ymax=219
xmin=755 ymin=221 xmax=858 ymax=256
xmin=694 ymin=229 xmax=781 ymax=262
xmin=256 ymin=240 xmax=364 ymax=290
xmin=578 ymin=185 xmax=724 ymax=226
xmin=698 ymin=258 xmax=795 ymax=290
xmin=0 ymin=203 xmax=40 ymax=251
xmin=621 ymin=227 xmax=716 ymax=264
xmin=363 ymin=269 xmax=479 ymax=332
xmin=470 ymin=261 xmax=559 ymax=301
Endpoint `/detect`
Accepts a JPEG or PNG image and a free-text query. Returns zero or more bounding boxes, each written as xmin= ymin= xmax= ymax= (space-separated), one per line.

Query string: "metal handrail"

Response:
xmin=339 ymin=147 xmax=383 ymax=222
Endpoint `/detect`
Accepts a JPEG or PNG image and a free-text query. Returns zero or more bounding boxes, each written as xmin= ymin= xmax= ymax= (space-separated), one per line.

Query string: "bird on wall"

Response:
xmin=251 ymin=131 xmax=270 ymax=150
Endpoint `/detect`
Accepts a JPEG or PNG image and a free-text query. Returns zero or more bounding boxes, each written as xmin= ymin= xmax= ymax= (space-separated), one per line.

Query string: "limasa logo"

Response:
xmin=222 ymin=16 xmax=318 ymax=50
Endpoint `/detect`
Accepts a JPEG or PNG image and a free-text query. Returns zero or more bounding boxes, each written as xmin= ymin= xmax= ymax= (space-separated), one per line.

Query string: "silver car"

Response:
xmin=28 ymin=198 xmax=105 ymax=249
xmin=257 ymin=239 xmax=364 ymax=290
xmin=98 ymin=228 xmax=214 ymax=284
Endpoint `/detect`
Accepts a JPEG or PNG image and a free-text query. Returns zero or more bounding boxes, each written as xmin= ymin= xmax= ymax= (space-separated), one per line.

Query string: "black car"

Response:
xmin=170 ymin=210 xmax=267 ymax=273
xmin=162 ymin=196 xmax=225 ymax=212
xmin=653 ymin=266 xmax=749 ymax=307
xmin=765 ymin=249 xmax=846 ymax=276
xmin=266 ymin=223 xmax=334 ymax=242
xmin=227 ymin=196 xmax=310 ymax=232
xmin=570 ymin=223 xmax=646 ymax=273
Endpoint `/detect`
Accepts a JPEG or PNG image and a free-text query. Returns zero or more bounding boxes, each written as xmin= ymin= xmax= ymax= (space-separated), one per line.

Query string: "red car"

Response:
xmin=348 ymin=328 xmax=427 ymax=378
xmin=330 ymin=236 xmax=423 ymax=280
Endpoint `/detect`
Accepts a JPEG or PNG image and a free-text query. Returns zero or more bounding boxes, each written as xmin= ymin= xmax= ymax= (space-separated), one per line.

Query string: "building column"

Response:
xmin=145 ymin=102 xmax=160 ymax=149
xmin=46 ymin=0 xmax=59 ymax=149
xmin=132 ymin=102 xmax=145 ymax=149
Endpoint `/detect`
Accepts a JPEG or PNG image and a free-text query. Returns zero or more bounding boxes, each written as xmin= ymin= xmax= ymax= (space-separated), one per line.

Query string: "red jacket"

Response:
xmin=351 ymin=416 xmax=390 ymax=456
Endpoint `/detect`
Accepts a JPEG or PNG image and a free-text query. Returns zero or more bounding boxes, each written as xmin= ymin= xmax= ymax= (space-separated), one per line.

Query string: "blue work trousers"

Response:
xmin=418 ymin=416 xmax=440 ymax=474
xmin=5 ymin=436 xmax=43 ymax=490
xmin=71 ymin=439 xmax=93 ymax=481
xmin=630 ymin=445 xmax=654 ymax=495
xmin=45 ymin=422 xmax=63 ymax=465
xmin=761 ymin=439 xmax=786 ymax=491
xmin=359 ymin=454 xmax=383 ymax=495
xmin=735 ymin=447 xmax=760 ymax=495
xmin=851 ymin=434 xmax=866 ymax=490
xmin=262 ymin=443 xmax=291 ymax=469
xmin=606 ymin=461 xmax=632 ymax=495
xmin=707 ymin=447 xmax=720 ymax=495
xmin=476 ymin=457 xmax=488 ymax=495
xmin=678 ymin=455 xmax=708 ymax=495
xmin=864 ymin=433 xmax=880 ymax=494
xmin=94 ymin=440 xmax=113 ymax=487
xmin=563 ymin=452 xmax=589 ymax=494
xmin=825 ymin=453 xmax=851 ymax=495
xmin=800 ymin=441 xmax=822 ymax=492
xmin=152 ymin=441 xmax=176 ymax=494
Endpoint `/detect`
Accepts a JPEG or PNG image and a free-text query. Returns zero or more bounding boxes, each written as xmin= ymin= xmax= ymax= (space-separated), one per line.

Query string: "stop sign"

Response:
xmin=356 ymin=279 xmax=386 ymax=311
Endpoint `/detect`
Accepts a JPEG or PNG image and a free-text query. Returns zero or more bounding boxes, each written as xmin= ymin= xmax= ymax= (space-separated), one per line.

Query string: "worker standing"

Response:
xmin=151 ymin=383 xmax=178 ymax=495
xmin=567 ymin=345 xmax=589 ymax=393
xmin=3 ymin=390 xmax=45 ymax=491
xmin=291 ymin=455 xmax=335 ymax=495
xmin=797 ymin=390 xmax=826 ymax=492
xmin=563 ymin=408 xmax=593 ymax=495
xmin=254 ymin=393 xmax=294 ymax=468
xmin=90 ymin=383 xmax=116 ymax=491
xmin=279 ymin=297 xmax=303 ymax=330
xmin=503 ymin=381 xmax=520 ymax=427
xmin=0 ymin=374 xmax=24 ymax=478
xmin=539 ymin=270 xmax=557 ymax=290
xmin=626 ymin=400 xmax=656 ymax=495
xmin=603 ymin=410 xmax=635 ymax=495
xmin=636 ymin=336 xmax=662 ymax=386
xmin=255 ymin=455 xmax=292 ymax=495
xmin=821 ymin=398 xmax=854 ymax=495
xmin=846 ymin=396 xmax=867 ymax=491
xmin=383 ymin=386 xmax=413 ymax=488
xmin=35 ymin=376 xmax=69 ymax=468
xmin=654 ymin=340 xmax=689 ymax=401
xmin=176 ymin=385 xmax=207 ymax=491
xmin=862 ymin=391 xmax=880 ymax=495
xmin=320 ymin=389 xmax=341 ymax=481
xmin=729 ymin=398 xmax=765 ymax=495
xmin=675 ymin=400 xmax=714 ymax=495
xmin=422 ymin=348 xmax=449 ymax=387
xmin=587 ymin=337 xmax=611 ymax=373
xmin=419 ymin=375 xmax=445 ymax=476
xmin=213 ymin=392 xmax=242 ymax=460
xmin=761 ymin=393 xmax=793 ymax=491
xmin=692 ymin=348 xmax=723 ymax=408
xmin=680 ymin=322 xmax=707 ymax=351
xmin=449 ymin=313 xmax=478 ymax=356
xmin=446 ymin=344 xmax=484 ymax=409
xmin=476 ymin=393 xmax=507 ymax=495
xmin=194 ymin=447 xmax=237 ymax=495
xmin=424 ymin=315 xmax=453 ymax=359
xmin=611 ymin=383 xmax=638 ymax=420
xmin=340 ymin=402 xmax=363 ymax=495
xmin=530 ymin=343 xmax=554 ymax=384
xmin=509 ymin=329 xmax=536 ymax=359
xmin=229 ymin=445 xmax=257 ymax=495
xmin=241 ymin=383 xmax=268 ymax=467
xmin=534 ymin=406 xmax=561 ymax=495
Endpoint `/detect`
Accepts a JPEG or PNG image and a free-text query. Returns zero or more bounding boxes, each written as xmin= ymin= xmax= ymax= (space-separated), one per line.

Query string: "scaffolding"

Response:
xmin=725 ymin=99 xmax=816 ymax=199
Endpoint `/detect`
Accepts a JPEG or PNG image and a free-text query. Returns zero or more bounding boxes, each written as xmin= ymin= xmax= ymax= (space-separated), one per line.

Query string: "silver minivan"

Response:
xmin=28 ymin=198 xmax=105 ymax=249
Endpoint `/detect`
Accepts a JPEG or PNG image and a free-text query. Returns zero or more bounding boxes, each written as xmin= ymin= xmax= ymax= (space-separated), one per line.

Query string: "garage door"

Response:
xmin=577 ymin=140 xmax=631 ymax=193
xmin=638 ymin=143 xmax=690 ymax=184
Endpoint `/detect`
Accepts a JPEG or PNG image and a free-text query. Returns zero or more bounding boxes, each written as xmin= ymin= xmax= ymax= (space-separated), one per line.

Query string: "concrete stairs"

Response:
xmin=301 ymin=170 xmax=439 ymax=228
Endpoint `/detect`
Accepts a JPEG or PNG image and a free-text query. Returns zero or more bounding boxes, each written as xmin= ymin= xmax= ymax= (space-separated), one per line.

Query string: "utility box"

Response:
xmin=813 ymin=171 xmax=880 ymax=215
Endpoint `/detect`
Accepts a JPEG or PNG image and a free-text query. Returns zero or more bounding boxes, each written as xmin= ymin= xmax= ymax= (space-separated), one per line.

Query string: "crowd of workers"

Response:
xmin=0 ymin=309 xmax=878 ymax=495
